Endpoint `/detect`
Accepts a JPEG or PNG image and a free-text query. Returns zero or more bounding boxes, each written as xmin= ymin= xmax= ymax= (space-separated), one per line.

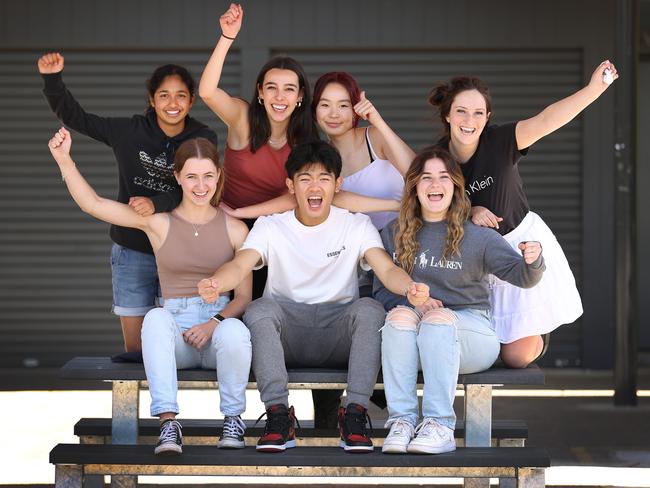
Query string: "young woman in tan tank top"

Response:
xmin=48 ymin=131 xmax=252 ymax=454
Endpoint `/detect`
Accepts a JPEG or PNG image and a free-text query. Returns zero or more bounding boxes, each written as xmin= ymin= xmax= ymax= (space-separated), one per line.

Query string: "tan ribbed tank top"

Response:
xmin=155 ymin=209 xmax=234 ymax=299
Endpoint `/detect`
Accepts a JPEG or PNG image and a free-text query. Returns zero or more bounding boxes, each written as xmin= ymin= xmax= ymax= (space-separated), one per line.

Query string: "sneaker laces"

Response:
xmin=255 ymin=406 xmax=301 ymax=435
xmin=222 ymin=416 xmax=245 ymax=438
xmin=159 ymin=419 xmax=181 ymax=443
xmin=415 ymin=418 xmax=447 ymax=440
xmin=346 ymin=405 xmax=373 ymax=437
xmin=387 ymin=418 xmax=413 ymax=437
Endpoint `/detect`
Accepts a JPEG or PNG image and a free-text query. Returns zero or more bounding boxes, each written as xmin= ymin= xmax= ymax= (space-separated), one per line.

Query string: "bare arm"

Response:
xmin=221 ymin=190 xmax=400 ymax=219
xmin=515 ymin=60 xmax=618 ymax=151
xmin=198 ymin=3 xmax=249 ymax=147
xmin=219 ymin=215 xmax=253 ymax=317
xmin=48 ymin=128 xmax=153 ymax=233
xmin=355 ymin=91 xmax=414 ymax=176
xmin=222 ymin=192 xmax=295 ymax=219
xmin=198 ymin=248 xmax=261 ymax=303
xmin=364 ymin=247 xmax=429 ymax=306
xmin=333 ymin=191 xmax=400 ymax=213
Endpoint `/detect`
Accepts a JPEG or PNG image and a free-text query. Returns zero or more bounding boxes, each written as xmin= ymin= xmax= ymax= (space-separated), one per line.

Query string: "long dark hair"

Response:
xmin=427 ymin=76 xmax=491 ymax=144
xmin=248 ymin=56 xmax=319 ymax=153
xmin=395 ymin=147 xmax=470 ymax=272
xmin=174 ymin=138 xmax=224 ymax=207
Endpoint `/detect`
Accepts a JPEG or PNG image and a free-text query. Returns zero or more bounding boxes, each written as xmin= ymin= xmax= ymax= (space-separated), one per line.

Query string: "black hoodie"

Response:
xmin=42 ymin=72 xmax=219 ymax=254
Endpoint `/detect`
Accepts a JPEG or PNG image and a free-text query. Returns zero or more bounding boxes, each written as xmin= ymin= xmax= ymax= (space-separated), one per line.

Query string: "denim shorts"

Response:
xmin=110 ymin=243 xmax=161 ymax=317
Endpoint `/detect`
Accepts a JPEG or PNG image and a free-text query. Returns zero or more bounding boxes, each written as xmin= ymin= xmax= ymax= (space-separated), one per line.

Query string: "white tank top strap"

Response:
xmin=365 ymin=126 xmax=380 ymax=161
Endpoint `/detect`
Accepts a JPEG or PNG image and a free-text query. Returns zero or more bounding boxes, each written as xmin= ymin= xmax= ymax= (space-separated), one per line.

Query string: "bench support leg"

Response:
xmin=110 ymin=476 xmax=137 ymax=488
xmin=464 ymin=384 xmax=492 ymax=488
xmin=517 ymin=467 xmax=545 ymax=488
xmin=111 ymin=380 xmax=139 ymax=488
xmin=111 ymin=380 xmax=139 ymax=444
xmin=55 ymin=465 xmax=82 ymax=488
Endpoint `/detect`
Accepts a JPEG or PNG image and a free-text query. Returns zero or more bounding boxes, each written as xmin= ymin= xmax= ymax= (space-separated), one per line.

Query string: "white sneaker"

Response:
xmin=407 ymin=418 xmax=456 ymax=454
xmin=382 ymin=418 xmax=415 ymax=454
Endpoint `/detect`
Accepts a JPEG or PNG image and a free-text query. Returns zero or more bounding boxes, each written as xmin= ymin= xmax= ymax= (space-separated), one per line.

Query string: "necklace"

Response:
xmin=268 ymin=136 xmax=287 ymax=146
xmin=190 ymin=222 xmax=201 ymax=237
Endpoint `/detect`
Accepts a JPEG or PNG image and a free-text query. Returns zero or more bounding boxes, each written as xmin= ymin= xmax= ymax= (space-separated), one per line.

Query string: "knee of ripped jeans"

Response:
xmin=385 ymin=306 xmax=421 ymax=331
xmin=421 ymin=308 xmax=458 ymax=326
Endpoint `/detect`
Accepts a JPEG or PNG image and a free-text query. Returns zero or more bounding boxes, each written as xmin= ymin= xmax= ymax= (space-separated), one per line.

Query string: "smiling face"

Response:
xmin=175 ymin=157 xmax=220 ymax=207
xmin=286 ymin=162 xmax=341 ymax=226
xmin=315 ymin=82 xmax=355 ymax=137
xmin=257 ymin=68 xmax=303 ymax=124
xmin=149 ymin=75 xmax=194 ymax=136
xmin=446 ymin=89 xmax=490 ymax=149
xmin=416 ymin=158 xmax=455 ymax=222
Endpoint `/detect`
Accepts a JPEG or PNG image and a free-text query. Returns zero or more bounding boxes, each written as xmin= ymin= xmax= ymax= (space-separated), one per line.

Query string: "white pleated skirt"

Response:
xmin=490 ymin=211 xmax=583 ymax=344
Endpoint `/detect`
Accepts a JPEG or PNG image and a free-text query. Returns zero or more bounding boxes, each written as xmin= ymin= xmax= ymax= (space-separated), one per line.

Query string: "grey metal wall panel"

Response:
xmin=0 ymin=49 xmax=237 ymax=367
xmin=278 ymin=48 xmax=583 ymax=365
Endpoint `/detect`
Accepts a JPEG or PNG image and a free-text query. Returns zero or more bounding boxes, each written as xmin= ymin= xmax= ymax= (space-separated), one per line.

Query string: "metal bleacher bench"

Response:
xmin=51 ymin=356 xmax=548 ymax=488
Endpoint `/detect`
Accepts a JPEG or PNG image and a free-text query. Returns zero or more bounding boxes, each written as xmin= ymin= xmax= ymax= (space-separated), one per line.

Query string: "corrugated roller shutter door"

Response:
xmin=0 ymin=50 xmax=237 ymax=367
xmin=278 ymin=49 xmax=583 ymax=365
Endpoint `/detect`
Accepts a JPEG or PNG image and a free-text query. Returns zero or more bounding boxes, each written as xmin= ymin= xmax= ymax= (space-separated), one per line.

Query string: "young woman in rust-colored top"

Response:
xmin=48 ymin=132 xmax=252 ymax=455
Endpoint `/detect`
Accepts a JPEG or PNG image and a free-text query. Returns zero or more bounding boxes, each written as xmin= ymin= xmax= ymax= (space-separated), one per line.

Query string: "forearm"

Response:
xmin=218 ymin=293 xmax=250 ymax=320
xmin=57 ymin=154 xmax=103 ymax=215
xmin=42 ymin=73 xmax=112 ymax=144
xmin=370 ymin=122 xmax=414 ymax=176
xmin=210 ymin=260 xmax=249 ymax=294
xmin=376 ymin=265 xmax=413 ymax=298
xmin=233 ymin=193 xmax=295 ymax=219
xmin=333 ymin=191 xmax=400 ymax=213
xmin=198 ymin=37 xmax=233 ymax=102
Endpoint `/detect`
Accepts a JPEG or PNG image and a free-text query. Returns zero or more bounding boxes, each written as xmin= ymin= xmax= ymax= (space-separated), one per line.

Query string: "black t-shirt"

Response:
xmin=456 ymin=122 xmax=530 ymax=236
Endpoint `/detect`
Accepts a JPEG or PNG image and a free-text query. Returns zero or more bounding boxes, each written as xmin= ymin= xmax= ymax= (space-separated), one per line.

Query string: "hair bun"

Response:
xmin=427 ymin=82 xmax=450 ymax=108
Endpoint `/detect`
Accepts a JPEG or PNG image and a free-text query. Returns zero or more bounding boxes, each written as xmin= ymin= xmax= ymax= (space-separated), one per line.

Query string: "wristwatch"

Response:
xmin=210 ymin=313 xmax=226 ymax=324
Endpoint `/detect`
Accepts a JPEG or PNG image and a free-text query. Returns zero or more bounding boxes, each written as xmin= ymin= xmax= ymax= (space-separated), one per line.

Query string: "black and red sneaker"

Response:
xmin=255 ymin=404 xmax=298 ymax=452
xmin=338 ymin=403 xmax=374 ymax=452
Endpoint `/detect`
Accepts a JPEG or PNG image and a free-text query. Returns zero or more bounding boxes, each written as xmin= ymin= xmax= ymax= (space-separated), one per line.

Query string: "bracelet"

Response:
xmin=210 ymin=313 xmax=226 ymax=324
xmin=221 ymin=33 xmax=236 ymax=41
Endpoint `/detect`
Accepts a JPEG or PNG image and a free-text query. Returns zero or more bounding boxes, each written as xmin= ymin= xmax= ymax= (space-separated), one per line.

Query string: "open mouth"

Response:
xmin=193 ymin=190 xmax=209 ymax=198
xmin=165 ymin=110 xmax=181 ymax=117
xmin=427 ymin=192 xmax=443 ymax=202
xmin=307 ymin=196 xmax=323 ymax=209
xmin=271 ymin=104 xmax=288 ymax=113
xmin=459 ymin=126 xmax=476 ymax=135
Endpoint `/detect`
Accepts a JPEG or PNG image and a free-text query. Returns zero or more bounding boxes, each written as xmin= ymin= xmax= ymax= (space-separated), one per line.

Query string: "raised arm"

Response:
xmin=354 ymin=91 xmax=414 ymax=176
xmin=198 ymin=3 xmax=250 ymax=146
xmin=38 ymin=52 xmax=118 ymax=145
xmin=515 ymin=60 xmax=618 ymax=151
xmin=48 ymin=128 xmax=152 ymax=233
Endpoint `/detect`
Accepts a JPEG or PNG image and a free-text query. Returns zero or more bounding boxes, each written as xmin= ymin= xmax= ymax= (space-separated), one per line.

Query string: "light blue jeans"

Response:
xmin=381 ymin=307 xmax=500 ymax=429
xmin=141 ymin=295 xmax=252 ymax=417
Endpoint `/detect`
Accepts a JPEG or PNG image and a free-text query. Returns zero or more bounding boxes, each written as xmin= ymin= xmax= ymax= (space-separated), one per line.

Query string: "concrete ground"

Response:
xmin=1 ymin=367 xmax=649 ymax=487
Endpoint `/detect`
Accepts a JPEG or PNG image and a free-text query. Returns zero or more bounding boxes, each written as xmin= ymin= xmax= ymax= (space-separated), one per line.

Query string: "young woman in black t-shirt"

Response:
xmin=428 ymin=60 xmax=617 ymax=368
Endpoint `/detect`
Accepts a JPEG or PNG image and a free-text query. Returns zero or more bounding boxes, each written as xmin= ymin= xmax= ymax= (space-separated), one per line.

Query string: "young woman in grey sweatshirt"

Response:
xmin=374 ymin=147 xmax=545 ymax=455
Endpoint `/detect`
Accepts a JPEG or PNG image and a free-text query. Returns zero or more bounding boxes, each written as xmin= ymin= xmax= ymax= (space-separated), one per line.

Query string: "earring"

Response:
xmin=258 ymin=96 xmax=263 ymax=105
xmin=297 ymin=100 xmax=302 ymax=108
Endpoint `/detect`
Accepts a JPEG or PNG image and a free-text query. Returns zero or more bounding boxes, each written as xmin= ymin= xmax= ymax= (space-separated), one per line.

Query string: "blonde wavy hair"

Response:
xmin=395 ymin=147 xmax=471 ymax=273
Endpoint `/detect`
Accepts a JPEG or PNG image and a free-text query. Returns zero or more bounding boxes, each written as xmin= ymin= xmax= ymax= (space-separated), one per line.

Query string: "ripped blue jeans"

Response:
xmin=381 ymin=307 xmax=499 ymax=429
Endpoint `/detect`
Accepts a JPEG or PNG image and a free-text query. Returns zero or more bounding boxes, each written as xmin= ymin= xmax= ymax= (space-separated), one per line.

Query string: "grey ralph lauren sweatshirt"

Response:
xmin=373 ymin=220 xmax=545 ymax=311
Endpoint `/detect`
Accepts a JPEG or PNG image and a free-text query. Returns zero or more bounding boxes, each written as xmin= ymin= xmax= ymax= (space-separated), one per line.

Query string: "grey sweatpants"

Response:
xmin=243 ymin=296 xmax=385 ymax=409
